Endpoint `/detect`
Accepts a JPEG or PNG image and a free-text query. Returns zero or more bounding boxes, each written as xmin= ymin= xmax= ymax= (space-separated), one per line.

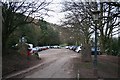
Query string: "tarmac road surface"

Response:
xmin=23 ymin=48 xmax=80 ymax=78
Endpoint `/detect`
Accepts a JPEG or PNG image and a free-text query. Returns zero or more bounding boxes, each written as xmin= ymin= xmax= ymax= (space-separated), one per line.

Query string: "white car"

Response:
xmin=28 ymin=44 xmax=33 ymax=49
xmin=69 ymin=46 xmax=74 ymax=50
xmin=30 ymin=47 xmax=38 ymax=53
xmin=30 ymin=47 xmax=41 ymax=59
xmin=75 ymin=46 xmax=81 ymax=53
xmin=65 ymin=46 xmax=69 ymax=49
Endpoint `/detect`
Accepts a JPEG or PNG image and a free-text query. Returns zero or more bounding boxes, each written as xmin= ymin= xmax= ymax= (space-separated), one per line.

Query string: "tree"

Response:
xmin=7 ymin=22 xmax=42 ymax=50
xmin=98 ymin=2 xmax=120 ymax=54
xmin=61 ymin=1 xmax=120 ymax=57
xmin=38 ymin=19 xmax=60 ymax=46
xmin=2 ymin=0 xmax=52 ymax=54
xmin=61 ymin=1 xmax=97 ymax=62
xmin=62 ymin=1 xmax=96 ymax=43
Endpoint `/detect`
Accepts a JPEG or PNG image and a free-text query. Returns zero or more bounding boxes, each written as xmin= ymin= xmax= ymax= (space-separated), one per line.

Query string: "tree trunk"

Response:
xmin=100 ymin=35 xmax=106 ymax=55
xmin=81 ymin=43 xmax=92 ymax=62
xmin=99 ymin=3 xmax=106 ymax=55
xmin=18 ymin=42 xmax=28 ymax=56
xmin=2 ymin=35 xmax=9 ymax=55
xmin=2 ymin=30 xmax=12 ymax=55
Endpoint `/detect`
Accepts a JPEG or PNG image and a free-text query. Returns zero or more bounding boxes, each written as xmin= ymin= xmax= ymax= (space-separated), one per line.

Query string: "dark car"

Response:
xmin=91 ymin=47 xmax=102 ymax=55
xmin=72 ymin=46 xmax=78 ymax=51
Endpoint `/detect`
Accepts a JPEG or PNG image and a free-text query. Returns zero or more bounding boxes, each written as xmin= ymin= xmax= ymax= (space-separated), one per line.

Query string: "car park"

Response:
xmin=66 ymin=45 xmax=102 ymax=55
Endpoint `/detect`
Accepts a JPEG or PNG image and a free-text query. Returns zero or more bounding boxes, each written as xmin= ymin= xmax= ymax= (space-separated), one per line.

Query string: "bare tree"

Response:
xmin=98 ymin=2 xmax=120 ymax=54
xmin=61 ymin=1 xmax=96 ymax=62
xmin=1 ymin=0 xmax=52 ymax=54
xmin=61 ymin=0 xmax=120 ymax=60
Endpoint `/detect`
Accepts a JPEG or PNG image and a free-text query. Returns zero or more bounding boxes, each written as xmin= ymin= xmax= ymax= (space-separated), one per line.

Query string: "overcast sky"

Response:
xmin=41 ymin=0 xmax=119 ymax=25
xmin=43 ymin=0 xmax=65 ymax=25
xmin=2 ymin=0 xmax=118 ymax=25
xmin=43 ymin=0 xmax=81 ymax=25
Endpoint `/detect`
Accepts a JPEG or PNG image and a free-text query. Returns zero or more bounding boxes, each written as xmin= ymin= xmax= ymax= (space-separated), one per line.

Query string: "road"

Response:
xmin=22 ymin=48 xmax=81 ymax=78
xmin=7 ymin=48 xmax=117 ymax=79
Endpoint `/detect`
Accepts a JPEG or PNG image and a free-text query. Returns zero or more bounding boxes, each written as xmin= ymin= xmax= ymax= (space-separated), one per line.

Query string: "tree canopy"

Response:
xmin=61 ymin=1 xmax=120 ymax=55
xmin=2 ymin=0 xmax=52 ymax=54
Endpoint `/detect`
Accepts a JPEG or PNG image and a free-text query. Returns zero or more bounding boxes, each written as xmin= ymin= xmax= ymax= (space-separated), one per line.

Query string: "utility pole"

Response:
xmin=92 ymin=10 xmax=100 ymax=77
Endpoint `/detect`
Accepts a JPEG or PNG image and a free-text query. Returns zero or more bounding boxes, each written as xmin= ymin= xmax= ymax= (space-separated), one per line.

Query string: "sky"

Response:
xmin=43 ymin=0 xmax=65 ymax=25
xmin=2 ymin=0 xmax=119 ymax=25
xmin=1 ymin=0 xmax=65 ymax=25
xmin=40 ymin=0 xmax=119 ymax=25
xmin=43 ymin=0 xmax=85 ymax=25
xmin=43 ymin=0 xmax=79 ymax=25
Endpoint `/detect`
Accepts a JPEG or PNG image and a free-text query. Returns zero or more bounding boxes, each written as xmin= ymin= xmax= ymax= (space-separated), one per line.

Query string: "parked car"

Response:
xmin=75 ymin=46 xmax=82 ymax=53
xmin=36 ymin=47 xmax=42 ymax=52
xmin=65 ymin=46 xmax=69 ymax=49
xmin=91 ymin=47 xmax=102 ymax=55
xmin=30 ymin=47 xmax=38 ymax=54
xmin=28 ymin=44 xmax=33 ymax=49
xmin=57 ymin=46 xmax=61 ymax=48
xmin=41 ymin=46 xmax=48 ymax=50
xmin=72 ymin=46 xmax=78 ymax=51
xmin=51 ymin=45 xmax=61 ymax=49
xmin=69 ymin=46 xmax=74 ymax=50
